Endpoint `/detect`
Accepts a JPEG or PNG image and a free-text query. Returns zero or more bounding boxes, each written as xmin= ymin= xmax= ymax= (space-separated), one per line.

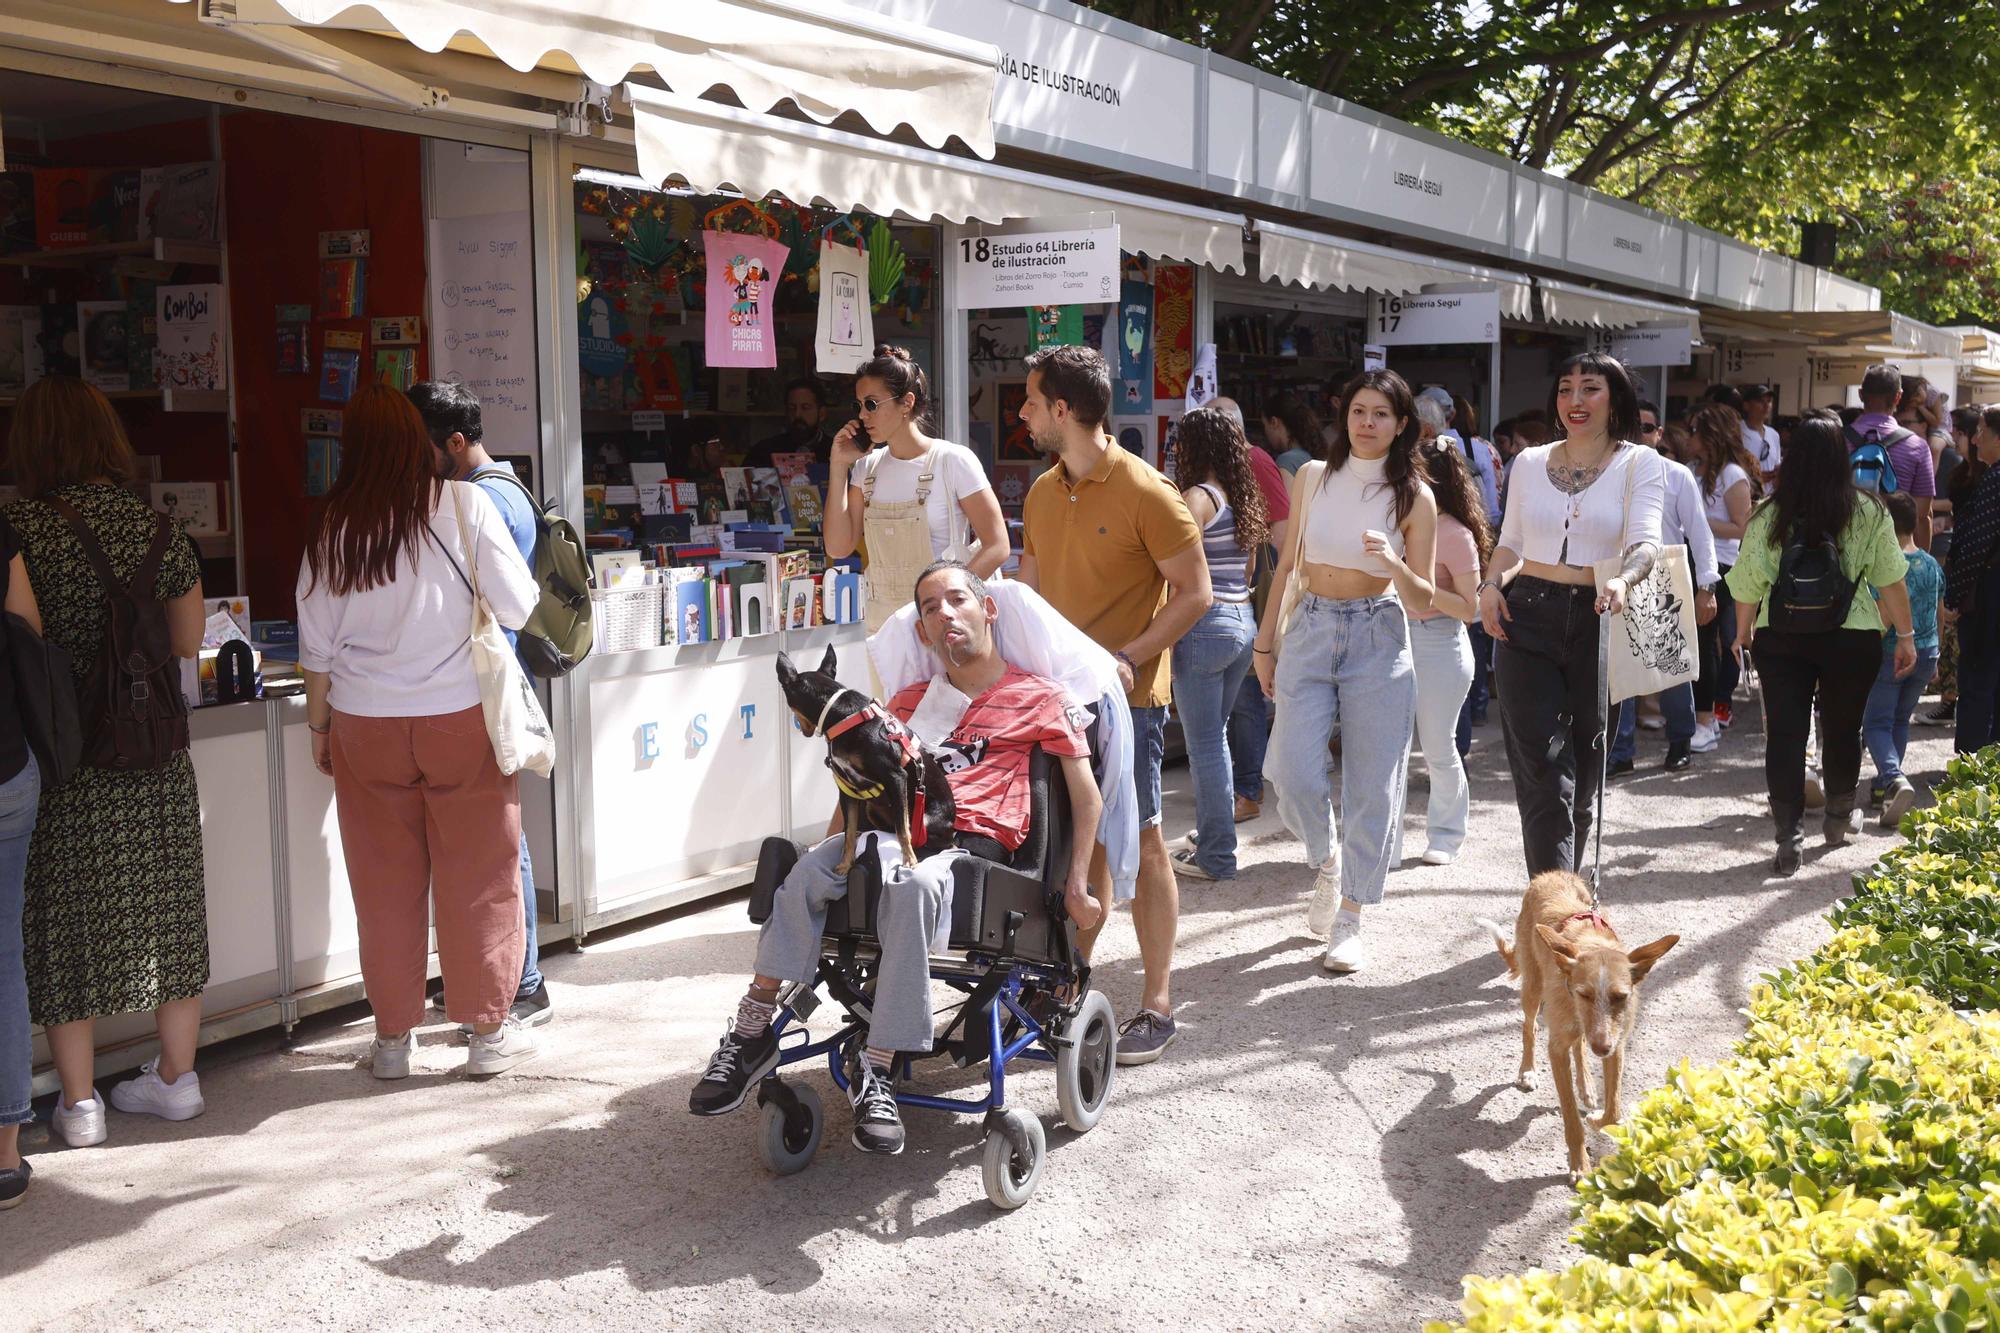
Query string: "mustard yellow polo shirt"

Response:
xmin=1022 ymin=439 xmax=1201 ymax=708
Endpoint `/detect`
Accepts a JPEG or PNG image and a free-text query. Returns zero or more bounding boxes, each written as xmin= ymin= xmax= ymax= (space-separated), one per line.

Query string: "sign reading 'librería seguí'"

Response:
xmin=952 ymin=223 xmax=1120 ymax=309
xmin=1366 ymin=289 xmax=1501 ymax=346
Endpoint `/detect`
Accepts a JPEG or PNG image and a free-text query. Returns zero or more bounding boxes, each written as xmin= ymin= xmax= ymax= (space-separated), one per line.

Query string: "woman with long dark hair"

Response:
xmin=1727 ymin=411 xmax=1915 ymax=875
xmin=1685 ymin=402 xmax=1760 ymax=748
xmin=1477 ymin=352 xmax=1666 ymax=878
xmin=297 ymin=384 xmax=541 ymax=1078
xmin=1167 ymin=405 xmax=1270 ymax=881
xmin=1405 ymin=438 xmax=1491 ymax=865
xmin=9 ymin=376 xmax=208 ymax=1149
xmin=1253 ymin=369 xmax=1436 ymax=973
xmin=1261 ymin=391 xmax=1325 ymax=475
xmin=1943 ymin=405 xmax=2000 ymax=754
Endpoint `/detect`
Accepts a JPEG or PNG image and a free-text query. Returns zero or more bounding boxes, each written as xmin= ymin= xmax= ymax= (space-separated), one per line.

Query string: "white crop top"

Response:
xmin=1301 ymin=454 xmax=1403 ymax=576
xmin=1497 ymin=443 xmax=1666 ymax=567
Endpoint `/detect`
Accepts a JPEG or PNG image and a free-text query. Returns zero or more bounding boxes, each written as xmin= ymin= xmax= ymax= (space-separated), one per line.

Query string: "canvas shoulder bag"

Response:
xmin=1592 ymin=448 xmax=1698 ymax=704
xmin=446 ymin=482 xmax=556 ymax=778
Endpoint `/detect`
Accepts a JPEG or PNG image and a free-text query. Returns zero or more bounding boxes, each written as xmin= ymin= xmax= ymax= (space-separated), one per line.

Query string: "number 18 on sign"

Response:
xmin=1366 ymin=289 xmax=1500 ymax=345
xmin=952 ymin=223 xmax=1120 ymax=309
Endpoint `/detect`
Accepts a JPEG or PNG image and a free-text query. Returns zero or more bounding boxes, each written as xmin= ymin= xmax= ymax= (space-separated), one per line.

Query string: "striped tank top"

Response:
xmin=1195 ymin=483 xmax=1252 ymax=603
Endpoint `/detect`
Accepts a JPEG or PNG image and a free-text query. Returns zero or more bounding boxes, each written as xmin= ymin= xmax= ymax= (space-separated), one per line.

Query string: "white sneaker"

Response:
xmin=1882 ymin=777 xmax=1918 ymax=829
xmin=52 ymin=1091 xmax=107 ymax=1147
xmin=1421 ymin=848 xmax=1457 ymax=866
xmin=369 ymin=1030 xmax=416 ymax=1080
xmin=1689 ymin=721 xmax=1720 ymax=754
xmin=1322 ymin=913 xmax=1366 ymax=973
xmin=109 ymin=1059 xmax=205 ymax=1121
xmin=465 ymin=1017 xmax=538 ymax=1077
xmin=1804 ymin=770 xmax=1826 ymax=809
xmin=1638 ymin=715 xmax=1664 ymax=731
xmin=1305 ymin=858 xmax=1342 ymax=939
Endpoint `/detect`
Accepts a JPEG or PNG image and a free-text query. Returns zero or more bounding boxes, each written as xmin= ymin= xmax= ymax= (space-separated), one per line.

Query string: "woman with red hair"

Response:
xmin=296 ymin=384 xmax=539 ymax=1080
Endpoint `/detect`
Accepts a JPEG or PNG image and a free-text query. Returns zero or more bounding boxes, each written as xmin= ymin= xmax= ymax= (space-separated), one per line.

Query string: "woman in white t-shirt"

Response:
xmin=822 ymin=345 xmax=1007 ymax=631
xmin=1476 ymin=353 xmax=1665 ymax=878
xmin=296 ymin=384 xmax=540 ymax=1083
xmin=1687 ymin=403 xmax=1759 ymax=746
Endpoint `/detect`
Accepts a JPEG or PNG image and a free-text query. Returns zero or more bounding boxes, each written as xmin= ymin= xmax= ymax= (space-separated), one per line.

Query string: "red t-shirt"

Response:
xmin=1249 ymin=445 xmax=1292 ymax=521
xmin=889 ymin=666 xmax=1090 ymax=851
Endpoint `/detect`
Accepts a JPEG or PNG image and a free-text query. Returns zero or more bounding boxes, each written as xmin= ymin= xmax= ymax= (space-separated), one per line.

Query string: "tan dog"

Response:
xmin=1478 ymin=871 xmax=1679 ymax=1183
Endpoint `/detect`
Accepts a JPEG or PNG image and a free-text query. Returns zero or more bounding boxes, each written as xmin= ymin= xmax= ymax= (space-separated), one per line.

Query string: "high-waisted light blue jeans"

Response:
xmin=1266 ymin=594 xmax=1417 ymax=905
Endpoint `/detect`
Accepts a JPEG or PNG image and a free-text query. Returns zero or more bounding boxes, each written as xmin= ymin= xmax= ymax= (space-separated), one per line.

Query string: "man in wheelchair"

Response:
xmin=689 ymin=560 xmax=1104 ymax=1154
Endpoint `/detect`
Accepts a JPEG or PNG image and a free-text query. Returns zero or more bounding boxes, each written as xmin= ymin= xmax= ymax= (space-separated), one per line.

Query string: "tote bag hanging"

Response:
xmin=1593 ymin=452 xmax=1698 ymax=705
xmin=450 ymin=482 xmax=557 ymax=777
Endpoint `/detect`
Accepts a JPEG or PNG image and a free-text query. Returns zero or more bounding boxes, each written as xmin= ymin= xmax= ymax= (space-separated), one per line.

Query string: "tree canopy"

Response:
xmin=1082 ymin=0 xmax=2000 ymax=325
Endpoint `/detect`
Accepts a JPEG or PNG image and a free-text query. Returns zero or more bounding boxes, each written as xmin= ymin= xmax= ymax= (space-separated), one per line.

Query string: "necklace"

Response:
xmin=1549 ymin=440 xmax=1614 ymax=496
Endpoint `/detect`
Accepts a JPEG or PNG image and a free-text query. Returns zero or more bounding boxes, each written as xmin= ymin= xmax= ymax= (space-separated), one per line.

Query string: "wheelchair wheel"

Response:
xmin=1054 ymin=989 xmax=1117 ymax=1133
xmin=981 ymin=1107 xmax=1046 ymax=1209
xmin=752 ymin=1081 xmax=823 ymax=1176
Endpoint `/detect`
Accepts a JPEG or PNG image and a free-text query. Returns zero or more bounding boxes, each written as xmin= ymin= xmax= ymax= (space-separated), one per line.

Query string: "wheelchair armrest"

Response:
xmin=747 ymin=834 xmax=883 ymax=940
xmin=747 ymin=837 xmax=799 ymax=924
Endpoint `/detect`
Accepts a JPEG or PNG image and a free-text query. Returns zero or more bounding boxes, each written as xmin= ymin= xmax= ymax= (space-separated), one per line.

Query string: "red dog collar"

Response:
xmin=1566 ymin=910 xmax=1614 ymax=934
xmin=820 ymin=695 xmax=929 ymax=847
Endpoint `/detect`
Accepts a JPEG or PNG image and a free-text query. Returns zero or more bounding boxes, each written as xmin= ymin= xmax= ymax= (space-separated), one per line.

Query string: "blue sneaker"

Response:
xmin=1115 ymin=1009 xmax=1177 ymax=1066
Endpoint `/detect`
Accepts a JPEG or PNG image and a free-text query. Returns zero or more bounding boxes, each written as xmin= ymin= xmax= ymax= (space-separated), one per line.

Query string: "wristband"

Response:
xmin=1475 ymin=579 xmax=1501 ymax=598
xmin=1253 ymin=646 xmax=1273 ymax=656
xmin=309 ymin=723 xmax=331 ymax=735
xmin=1114 ymin=651 xmax=1135 ymax=671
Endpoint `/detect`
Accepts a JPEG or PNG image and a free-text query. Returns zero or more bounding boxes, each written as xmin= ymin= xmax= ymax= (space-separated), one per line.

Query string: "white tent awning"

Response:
xmin=627 ymin=84 xmax=1247 ymax=273
xmin=1254 ymin=221 xmax=1533 ymax=319
xmin=188 ymin=0 xmax=999 ymax=154
xmin=1538 ymin=277 xmax=1701 ymax=339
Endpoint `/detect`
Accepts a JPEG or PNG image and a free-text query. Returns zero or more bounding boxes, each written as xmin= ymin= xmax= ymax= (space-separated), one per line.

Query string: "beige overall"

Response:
xmin=861 ymin=449 xmax=950 ymax=635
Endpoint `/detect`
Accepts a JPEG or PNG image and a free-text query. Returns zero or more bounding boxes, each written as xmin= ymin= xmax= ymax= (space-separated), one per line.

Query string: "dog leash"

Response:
xmin=1592 ymin=606 xmax=1610 ymax=909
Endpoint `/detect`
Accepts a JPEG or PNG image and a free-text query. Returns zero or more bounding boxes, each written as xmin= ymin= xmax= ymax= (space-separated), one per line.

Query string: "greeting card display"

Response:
xmin=702 ymin=230 xmax=789 ymax=369
xmin=319 ymin=258 xmax=366 ymax=319
xmin=276 ymin=304 xmax=311 ymax=375
xmin=155 ymin=284 xmax=227 ymax=391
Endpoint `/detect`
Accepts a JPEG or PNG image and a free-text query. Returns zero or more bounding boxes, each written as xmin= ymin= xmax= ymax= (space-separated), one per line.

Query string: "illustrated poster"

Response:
xmin=814 ymin=240 xmax=872 ymax=374
xmin=703 ymin=230 xmax=789 ymax=369
xmin=154 ymin=283 xmax=227 ymax=391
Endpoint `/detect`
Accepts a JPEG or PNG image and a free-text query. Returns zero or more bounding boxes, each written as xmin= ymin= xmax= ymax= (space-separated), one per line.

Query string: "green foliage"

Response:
xmin=1425 ymin=748 xmax=2000 ymax=1330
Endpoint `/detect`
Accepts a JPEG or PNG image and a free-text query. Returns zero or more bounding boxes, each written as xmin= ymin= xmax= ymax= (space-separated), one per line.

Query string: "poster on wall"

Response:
xmin=1027 ymin=304 xmax=1083 ymax=350
xmin=703 ymin=230 xmax=789 ymax=369
xmin=1184 ymin=343 xmax=1217 ymax=413
xmin=154 ymin=283 xmax=227 ymax=391
xmin=427 ymin=210 xmax=539 ymax=462
xmin=1110 ymin=415 xmax=1155 ymax=467
xmin=1117 ymin=279 xmax=1154 ymax=411
xmin=998 ymin=380 xmax=1037 ymax=461
xmin=1153 ymin=264 xmax=1194 ymax=402
xmin=814 ymin=240 xmax=872 ymax=374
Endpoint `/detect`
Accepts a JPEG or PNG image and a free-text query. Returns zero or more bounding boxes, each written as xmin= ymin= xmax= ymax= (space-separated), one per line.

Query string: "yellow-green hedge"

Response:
xmin=1427 ymin=750 xmax=2000 ymax=1332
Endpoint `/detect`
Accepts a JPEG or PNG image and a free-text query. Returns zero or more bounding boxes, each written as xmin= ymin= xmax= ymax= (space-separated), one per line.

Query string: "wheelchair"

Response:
xmin=745 ymin=743 xmax=1116 ymax=1209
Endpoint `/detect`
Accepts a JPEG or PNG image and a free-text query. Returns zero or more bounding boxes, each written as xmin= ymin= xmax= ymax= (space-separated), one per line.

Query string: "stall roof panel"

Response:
xmin=1710 ymin=310 xmax=1963 ymax=361
xmin=1538 ymin=277 xmax=1701 ymax=338
xmin=186 ymin=0 xmax=1000 ymax=154
xmin=627 ymin=84 xmax=1247 ymax=273
xmin=1255 ymin=220 xmax=1531 ymax=318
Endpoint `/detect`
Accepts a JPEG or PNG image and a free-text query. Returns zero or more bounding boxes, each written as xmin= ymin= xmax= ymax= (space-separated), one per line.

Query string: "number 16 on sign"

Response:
xmin=1366 ymin=289 xmax=1501 ymax=346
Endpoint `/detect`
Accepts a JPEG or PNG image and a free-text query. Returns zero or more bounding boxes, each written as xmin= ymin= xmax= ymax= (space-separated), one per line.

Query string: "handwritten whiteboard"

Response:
xmin=426 ymin=210 xmax=538 ymax=464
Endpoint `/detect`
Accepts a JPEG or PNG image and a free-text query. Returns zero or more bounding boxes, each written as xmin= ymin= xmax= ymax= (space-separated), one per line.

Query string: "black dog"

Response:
xmin=777 ymin=645 xmax=956 ymax=872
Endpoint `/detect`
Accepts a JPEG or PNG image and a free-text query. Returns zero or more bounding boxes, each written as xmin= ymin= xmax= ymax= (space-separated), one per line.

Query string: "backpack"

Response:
xmin=1767 ymin=533 xmax=1857 ymax=635
xmin=1844 ymin=424 xmax=1909 ymax=495
xmin=470 ymin=469 xmax=594 ymax=677
xmin=50 ymin=498 xmax=189 ymax=770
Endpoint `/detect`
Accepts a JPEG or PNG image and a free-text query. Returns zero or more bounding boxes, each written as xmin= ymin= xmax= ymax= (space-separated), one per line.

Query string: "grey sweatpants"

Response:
xmin=753 ymin=833 xmax=960 ymax=1053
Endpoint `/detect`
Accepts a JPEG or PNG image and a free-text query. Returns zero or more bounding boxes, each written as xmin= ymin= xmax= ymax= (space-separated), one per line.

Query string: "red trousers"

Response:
xmin=330 ymin=706 xmax=521 ymax=1032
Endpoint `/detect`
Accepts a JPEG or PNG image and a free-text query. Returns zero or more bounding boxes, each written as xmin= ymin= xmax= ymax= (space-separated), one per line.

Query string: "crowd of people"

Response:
xmin=2 ymin=338 xmax=1989 ymax=1200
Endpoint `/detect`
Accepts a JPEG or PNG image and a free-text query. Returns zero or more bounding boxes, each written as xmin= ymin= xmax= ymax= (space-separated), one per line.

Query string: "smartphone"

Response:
xmin=850 ymin=417 xmax=874 ymax=449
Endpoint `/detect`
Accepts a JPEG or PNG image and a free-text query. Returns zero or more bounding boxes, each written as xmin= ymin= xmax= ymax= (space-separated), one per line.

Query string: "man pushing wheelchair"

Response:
xmin=688 ymin=560 xmax=1104 ymax=1155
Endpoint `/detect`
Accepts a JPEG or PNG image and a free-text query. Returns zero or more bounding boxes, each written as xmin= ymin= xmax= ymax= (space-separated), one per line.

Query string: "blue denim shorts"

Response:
xmin=1130 ymin=704 xmax=1168 ymax=828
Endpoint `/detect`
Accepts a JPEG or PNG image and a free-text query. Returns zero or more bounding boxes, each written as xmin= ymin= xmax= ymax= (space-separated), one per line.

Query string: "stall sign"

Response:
xmin=1366 ymin=289 xmax=1499 ymax=346
xmin=953 ymin=223 xmax=1119 ymax=309
xmin=1590 ymin=325 xmax=1691 ymax=366
xmin=704 ymin=231 xmax=790 ymax=369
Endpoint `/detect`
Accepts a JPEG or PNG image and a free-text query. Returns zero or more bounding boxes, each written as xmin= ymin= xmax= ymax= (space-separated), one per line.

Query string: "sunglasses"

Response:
xmin=854 ymin=396 xmax=899 ymax=414
xmin=1639 ymin=422 xmax=1661 ymax=434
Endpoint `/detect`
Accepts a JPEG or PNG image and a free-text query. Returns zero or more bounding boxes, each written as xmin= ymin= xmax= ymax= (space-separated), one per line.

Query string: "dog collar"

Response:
xmin=811 ymin=688 xmax=857 ymax=739
xmin=1567 ymin=910 xmax=1614 ymax=934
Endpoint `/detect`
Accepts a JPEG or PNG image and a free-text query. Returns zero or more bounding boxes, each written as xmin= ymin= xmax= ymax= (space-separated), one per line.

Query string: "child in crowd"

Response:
xmin=1864 ymin=490 xmax=1943 ymax=827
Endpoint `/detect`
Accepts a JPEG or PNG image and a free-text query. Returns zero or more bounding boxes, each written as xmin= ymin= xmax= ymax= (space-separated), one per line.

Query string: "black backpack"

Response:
xmin=51 ymin=498 xmax=189 ymax=771
xmin=1766 ymin=533 xmax=1857 ymax=635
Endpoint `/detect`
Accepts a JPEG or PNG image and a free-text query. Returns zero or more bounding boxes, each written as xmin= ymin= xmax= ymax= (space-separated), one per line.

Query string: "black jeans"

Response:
xmin=1751 ymin=626 xmax=1882 ymax=814
xmin=1956 ymin=566 xmax=2000 ymax=754
xmin=1494 ymin=577 xmax=1605 ymax=877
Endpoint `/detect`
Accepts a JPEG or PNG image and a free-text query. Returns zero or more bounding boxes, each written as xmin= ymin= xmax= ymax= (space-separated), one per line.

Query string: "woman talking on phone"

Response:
xmin=1477 ymin=352 xmax=1666 ymax=878
xmin=1253 ymin=368 xmax=1437 ymax=975
xmin=822 ymin=345 xmax=1008 ymax=631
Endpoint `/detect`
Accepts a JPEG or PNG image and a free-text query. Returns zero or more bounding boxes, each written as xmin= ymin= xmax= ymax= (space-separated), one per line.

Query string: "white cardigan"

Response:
xmin=1498 ymin=443 xmax=1666 ymax=567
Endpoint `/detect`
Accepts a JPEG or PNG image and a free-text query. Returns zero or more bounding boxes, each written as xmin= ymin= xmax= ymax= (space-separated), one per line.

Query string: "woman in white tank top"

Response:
xmin=1252 ymin=369 xmax=1438 ymax=974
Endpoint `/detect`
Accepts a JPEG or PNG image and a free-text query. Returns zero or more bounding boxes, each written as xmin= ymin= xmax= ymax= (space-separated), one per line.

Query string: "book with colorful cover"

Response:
xmin=320 ymin=347 xmax=361 ymax=402
xmin=771 ymin=452 xmax=815 ymax=483
xmin=372 ymin=347 xmax=415 ymax=391
xmin=155 ymin=284 xmax=227 ymax=390
xmin=318 ymin=258 xmax=365 ymax=319
xmin=670 ymin=572 xmax=709 ymax=646
xmin=305 ymin=436 xmax=341 ymax=496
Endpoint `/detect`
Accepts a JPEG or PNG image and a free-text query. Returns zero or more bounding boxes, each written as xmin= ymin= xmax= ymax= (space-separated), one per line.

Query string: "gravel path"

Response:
xmin=6 ymin=694 xmax=1952 ymax=1331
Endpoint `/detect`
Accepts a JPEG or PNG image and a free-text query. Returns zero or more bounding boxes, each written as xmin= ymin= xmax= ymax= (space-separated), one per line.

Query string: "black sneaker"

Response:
xmin=847 ymin=1059 xmax=905 ymax=1154
xmin=1608 ymin=757 xmax=1635 ymax=777
xmin=511 ymin=982 xmax=553 ymax=1028
xmin=0 ymin=1157 xmax=28 ymax=1210
xmin=688 ymin=1026 xmax=781 ymax=1117
xmin=1663 ymin=741 xmax=1692 ymax=772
